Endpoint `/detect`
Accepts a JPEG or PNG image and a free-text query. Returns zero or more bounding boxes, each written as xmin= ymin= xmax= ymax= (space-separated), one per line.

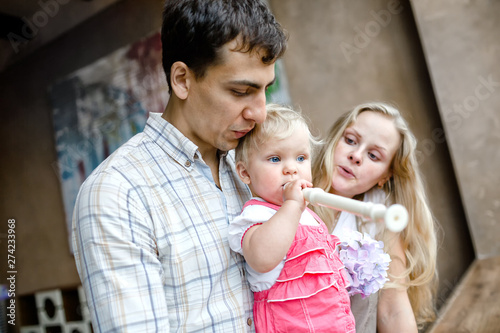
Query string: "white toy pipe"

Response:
xmin=302 ymin=187 xmax=408 ymax=232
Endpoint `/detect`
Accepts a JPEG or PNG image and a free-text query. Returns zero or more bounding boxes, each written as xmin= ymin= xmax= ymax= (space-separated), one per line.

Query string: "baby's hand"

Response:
xmin=282 ymin=179 xmax=312 ymax=209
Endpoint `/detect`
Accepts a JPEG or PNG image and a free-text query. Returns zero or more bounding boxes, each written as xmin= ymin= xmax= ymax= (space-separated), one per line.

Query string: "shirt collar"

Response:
xmin=144 ymin=112 xmax=229 ymax=169
xmin=144 ymin=112 xmax=199 ymax=170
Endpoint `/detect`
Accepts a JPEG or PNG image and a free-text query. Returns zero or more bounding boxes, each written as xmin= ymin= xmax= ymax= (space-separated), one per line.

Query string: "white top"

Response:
xmin=228 ymin=197 xmax=319 ymax=292
xmin=332 ymin=187 xmax=387 ymax=333
xmin=332 ymin=187 xmax=386 ymax=240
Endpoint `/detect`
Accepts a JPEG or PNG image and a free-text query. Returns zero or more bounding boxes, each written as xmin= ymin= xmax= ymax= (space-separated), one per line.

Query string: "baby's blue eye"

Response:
xmin=269 ymin=156 xmax=280 ymax=163
xmin=297 ymin=156 xmax=305 ymax=162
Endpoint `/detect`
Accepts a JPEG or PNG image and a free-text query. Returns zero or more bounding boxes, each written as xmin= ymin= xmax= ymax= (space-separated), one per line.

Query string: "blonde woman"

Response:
xmin=312 ymin=102 xmax=438 ymax=332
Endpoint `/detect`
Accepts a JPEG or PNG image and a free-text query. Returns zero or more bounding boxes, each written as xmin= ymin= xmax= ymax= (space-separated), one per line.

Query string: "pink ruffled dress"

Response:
xmin=243 ymin=200 xmax=356 ymax=333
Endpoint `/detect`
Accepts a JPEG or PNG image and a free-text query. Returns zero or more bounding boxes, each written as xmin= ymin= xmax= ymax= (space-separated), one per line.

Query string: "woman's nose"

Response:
xmin=349 ymin=151 xmax=361 ymax=165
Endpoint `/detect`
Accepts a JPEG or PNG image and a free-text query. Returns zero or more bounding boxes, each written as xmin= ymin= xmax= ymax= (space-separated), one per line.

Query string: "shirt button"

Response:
xmin=185 ymin=160 xmax=191 ymax=167
xmin=247 ymin=318 xmax=253 ymax=326
xmin=318 ymin=228 xmax=324 ymax=233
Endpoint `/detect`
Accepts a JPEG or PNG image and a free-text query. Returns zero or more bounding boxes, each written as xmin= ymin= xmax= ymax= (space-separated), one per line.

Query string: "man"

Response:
xmin=72 ymin=0 xmax=287 ymax=331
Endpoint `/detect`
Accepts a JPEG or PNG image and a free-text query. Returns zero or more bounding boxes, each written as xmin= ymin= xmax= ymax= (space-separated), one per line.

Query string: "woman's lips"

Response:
xmin=338 ymin=165 xmax=355 ymax=179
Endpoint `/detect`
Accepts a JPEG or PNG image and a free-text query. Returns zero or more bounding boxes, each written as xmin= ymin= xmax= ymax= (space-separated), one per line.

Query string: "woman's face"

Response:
xmin=330 ymin=111 xmax=401 ymax=198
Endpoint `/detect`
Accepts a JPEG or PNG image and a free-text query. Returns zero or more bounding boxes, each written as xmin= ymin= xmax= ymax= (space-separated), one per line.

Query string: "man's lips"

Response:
xmin=338 ymin=165 xmax=355 ymax=179
xmin=234 ymin=129 xmax=251 ymax=139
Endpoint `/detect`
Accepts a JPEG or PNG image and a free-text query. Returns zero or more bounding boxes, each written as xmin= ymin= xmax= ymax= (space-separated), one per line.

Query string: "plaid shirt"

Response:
xmin=72 ymin=112 xmax=254 ymax=332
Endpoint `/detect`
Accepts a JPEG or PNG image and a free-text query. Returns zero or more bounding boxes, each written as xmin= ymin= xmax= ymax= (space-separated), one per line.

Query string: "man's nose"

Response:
xmin=243 ymin=91 xmax=267 ymax=124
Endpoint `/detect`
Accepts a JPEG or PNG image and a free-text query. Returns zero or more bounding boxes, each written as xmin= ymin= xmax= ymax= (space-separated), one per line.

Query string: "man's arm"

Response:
xmin=72 ymin=173 xmax=169 ymax=332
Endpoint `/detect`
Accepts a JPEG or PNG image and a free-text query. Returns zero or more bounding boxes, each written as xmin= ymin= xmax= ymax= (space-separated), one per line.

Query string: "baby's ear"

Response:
xmin=236 ymin=161 xmax=251 ymax=184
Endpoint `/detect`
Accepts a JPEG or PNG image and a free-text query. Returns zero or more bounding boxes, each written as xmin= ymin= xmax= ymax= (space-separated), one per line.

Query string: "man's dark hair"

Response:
xmin=161 ymin=0 xmax=288 ymax=93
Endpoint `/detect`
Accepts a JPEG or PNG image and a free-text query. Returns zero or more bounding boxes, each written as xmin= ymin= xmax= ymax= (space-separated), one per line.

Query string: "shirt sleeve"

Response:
xmin=72 ymin=171 xmax=169 ymax=332
xmin=228 ymin=204 xmax=275 ymax=255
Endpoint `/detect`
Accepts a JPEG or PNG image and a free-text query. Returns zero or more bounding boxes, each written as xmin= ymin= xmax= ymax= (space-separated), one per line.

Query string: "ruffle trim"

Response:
xmin=266 ymin=229 xmax=348 ymax=302
xmin=278 ymin=248 xmax=341 ymax=281
xmin=267 ymin=269 xmax=347 ymax=302
xmin=287 ymin=227 xmax=340 ymax=258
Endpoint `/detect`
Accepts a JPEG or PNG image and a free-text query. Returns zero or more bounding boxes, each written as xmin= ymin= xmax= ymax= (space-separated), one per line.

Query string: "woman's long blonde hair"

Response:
xmin=311 ymin=102 xmax=438 ymax=328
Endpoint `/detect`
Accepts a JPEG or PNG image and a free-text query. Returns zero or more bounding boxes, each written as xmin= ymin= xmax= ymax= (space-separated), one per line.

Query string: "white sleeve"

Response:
xmin=228 ymin=204 xmax=276 ymax=255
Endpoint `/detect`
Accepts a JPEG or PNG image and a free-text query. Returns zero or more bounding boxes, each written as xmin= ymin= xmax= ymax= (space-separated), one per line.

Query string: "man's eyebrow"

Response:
xmin=229 ymin=77 xmax=276 ymax=89
xmin=266 ymin=77 xmax=277 ymax=88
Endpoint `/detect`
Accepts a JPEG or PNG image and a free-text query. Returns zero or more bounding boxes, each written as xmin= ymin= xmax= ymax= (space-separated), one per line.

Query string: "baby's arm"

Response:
xmin=241 ymin=179 xmax=311 ymax=273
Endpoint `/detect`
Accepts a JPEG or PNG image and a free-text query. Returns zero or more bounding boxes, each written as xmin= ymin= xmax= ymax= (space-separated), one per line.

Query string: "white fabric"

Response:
xmin=331 ymin=187 xmax=387 ymax=333
xmin=332 ymin=187 xmax=386 ymax=241
xmin=228 ymin=197 xmax=319 ymax=292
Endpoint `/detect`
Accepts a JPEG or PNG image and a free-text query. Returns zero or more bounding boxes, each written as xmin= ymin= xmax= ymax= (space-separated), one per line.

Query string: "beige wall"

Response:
xmin=269 ymin=0 xmax=475 ymax=305
xmin=411 ymin=0 xmax=500 ymax=260
xmin=0 ymin=0 xmax=483 ymax=321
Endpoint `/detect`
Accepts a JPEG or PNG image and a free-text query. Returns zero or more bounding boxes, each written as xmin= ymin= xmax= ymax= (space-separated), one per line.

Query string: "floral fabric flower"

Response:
xmin=338 ymin=229 xmax=391 ymax=298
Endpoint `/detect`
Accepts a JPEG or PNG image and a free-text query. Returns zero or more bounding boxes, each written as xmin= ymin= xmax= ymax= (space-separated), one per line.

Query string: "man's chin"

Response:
xmin=217 ymin=140 xmax=239 ymax=152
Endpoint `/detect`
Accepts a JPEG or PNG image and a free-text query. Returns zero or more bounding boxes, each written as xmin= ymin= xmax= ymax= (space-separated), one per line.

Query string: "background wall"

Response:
xmin=2 ymin=0 xmax=494 ymax=329
xmin=411 ymin=0 xmax=500 ymax=260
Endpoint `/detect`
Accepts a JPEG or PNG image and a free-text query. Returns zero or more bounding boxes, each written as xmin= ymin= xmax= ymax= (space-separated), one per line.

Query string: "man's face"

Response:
xmin=181 ymin=39 xmax=276 ymax=156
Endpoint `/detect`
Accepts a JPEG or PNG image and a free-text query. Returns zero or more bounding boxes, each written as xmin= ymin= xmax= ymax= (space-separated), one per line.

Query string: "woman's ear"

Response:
xmin=236 ymin=161 xmax=251 ymax=185
xmin=378 ymin=172 xmax=393 ymax=188
xmin=170 ymin=61 xmax=190 ymax=100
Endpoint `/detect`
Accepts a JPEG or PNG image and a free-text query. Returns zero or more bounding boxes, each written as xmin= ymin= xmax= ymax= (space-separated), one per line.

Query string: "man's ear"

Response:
xmin=170 ymin=61 xmax=191 ymax=100
xmin=236 ymin=161 xmax=251 ymax=185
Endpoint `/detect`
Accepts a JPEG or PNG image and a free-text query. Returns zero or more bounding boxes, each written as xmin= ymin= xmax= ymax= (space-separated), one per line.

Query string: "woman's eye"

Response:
xmin=368 ymin=152 xmax=378 ymax=161
xmin=269 ymin=156 xmax=280 ymax=163
xmin=345 ymin=136 xmax=355 ymax=145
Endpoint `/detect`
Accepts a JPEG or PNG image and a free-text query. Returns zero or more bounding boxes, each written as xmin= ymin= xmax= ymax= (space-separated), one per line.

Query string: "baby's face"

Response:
xmin=237 ymin=127 xmax=312 ymax=205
